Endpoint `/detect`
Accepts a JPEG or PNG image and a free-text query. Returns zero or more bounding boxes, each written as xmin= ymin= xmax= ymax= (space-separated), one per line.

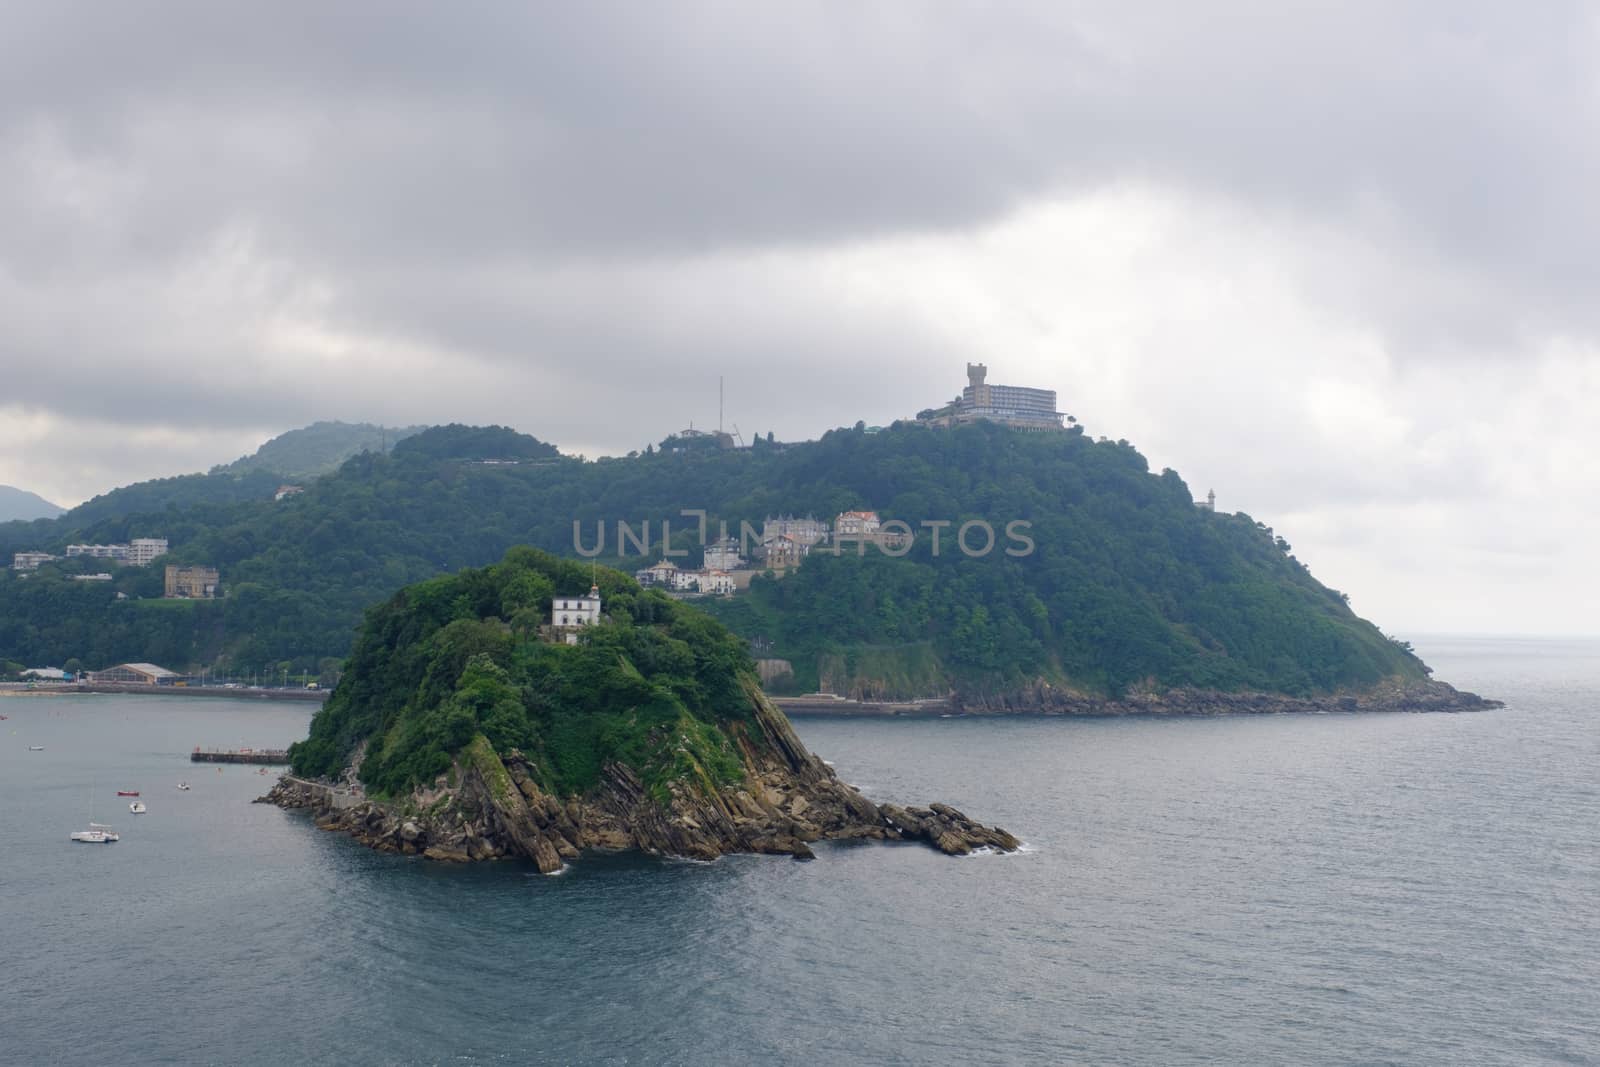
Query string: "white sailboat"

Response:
xmin=70 ymin=823 xmax=119 ymax=844
xmin=71 ymin=783 xmax=120 ymax=843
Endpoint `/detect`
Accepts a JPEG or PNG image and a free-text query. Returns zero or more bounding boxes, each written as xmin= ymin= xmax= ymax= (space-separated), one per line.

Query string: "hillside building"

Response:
xmin=634 ymin=560 xmax=681 ymax=587
xmin=921 ymin=363 xmax=1064 ymax=431
xmin=759 ymin=533 xmax=809 ymax=568
xmin=164 ymin=564 xmax=219 ymax=599
xmin=129 ymin=538 xmax=169 ymax=566
xmin=64 ymin=538 xmax=168 ymax=566
xmin=12 ymin=551 xmax=56 ymax=571
xmin=833 ymin=510 xmax=881 ymax=539
xmin=66 ymin=543 xmax=128 ymax=560
xmin=703 ymin=537 xmax=744 ymax=571
xmin=762 ymin=515 xmax=828 ymax=547
xmin=550 ymin=586 xmax=603 ymax=644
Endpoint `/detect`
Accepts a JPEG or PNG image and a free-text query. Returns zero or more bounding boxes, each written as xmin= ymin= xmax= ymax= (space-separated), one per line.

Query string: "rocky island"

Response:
xmin=262 ymin=547 xmax=1018 ymax=868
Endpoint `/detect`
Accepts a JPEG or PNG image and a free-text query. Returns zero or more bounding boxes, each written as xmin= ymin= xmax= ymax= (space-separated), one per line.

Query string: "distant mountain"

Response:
xmin=0 ymin=485 xmax=64 ymax=522
xmin=215 ymin=421 xmax=427 ymax=481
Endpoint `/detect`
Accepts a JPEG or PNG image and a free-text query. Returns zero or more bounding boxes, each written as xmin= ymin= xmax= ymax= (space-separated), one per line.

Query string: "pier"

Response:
xmin=772 ymin=695 xmax=953 ymax=717
xmin=191 ymin=746 xmax=291 ymax=765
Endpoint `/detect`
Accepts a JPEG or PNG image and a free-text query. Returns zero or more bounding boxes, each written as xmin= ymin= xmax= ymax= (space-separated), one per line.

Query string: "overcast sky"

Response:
xmin=3 ymin=3 xmax=1596 ymax=636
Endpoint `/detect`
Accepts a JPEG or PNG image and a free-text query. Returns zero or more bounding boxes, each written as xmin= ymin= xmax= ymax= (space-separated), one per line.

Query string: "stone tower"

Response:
xmin=964 ymin=362 xmax=991 ymax=409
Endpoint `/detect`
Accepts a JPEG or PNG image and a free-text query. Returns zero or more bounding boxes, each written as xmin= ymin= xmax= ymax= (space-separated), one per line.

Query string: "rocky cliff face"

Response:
xmin=260 ymin=692 xmax=1018 ymax=870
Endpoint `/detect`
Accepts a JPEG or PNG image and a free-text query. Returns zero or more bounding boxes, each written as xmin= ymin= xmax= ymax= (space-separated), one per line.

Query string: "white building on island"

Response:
xmin=549 ymin=585 xmax=603 ymax=644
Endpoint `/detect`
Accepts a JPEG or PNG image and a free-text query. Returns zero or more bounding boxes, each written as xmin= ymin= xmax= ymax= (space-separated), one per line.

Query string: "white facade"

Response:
xmin=12 ymin=551 xmax=56 ymax=571
xmin=703 ymin=537 xmax=743 ymax=571
xmin=129 ymin=538 xmax=169 ymax=566
xmin=834 ymin=511 xmax=881 ymax=538
xmin=66 ymin=543 xmax=129 ymax=560
xmin=698 ymin=570 xmax=735 ymax=595
xmin=550 ymin=586 xmax=603 ymax=630
xmin=762 ymin=515 xmax=828 ymax=546
xmin=634 ymin=560 xmax=680 ymax=587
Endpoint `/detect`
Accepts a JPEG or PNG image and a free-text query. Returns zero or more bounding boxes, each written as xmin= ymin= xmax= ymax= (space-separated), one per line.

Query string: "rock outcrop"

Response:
xmin=260 ymin=691 xmax=1019 ymax=870
xmin=947 ymin=677 xmax=1501 ymax=716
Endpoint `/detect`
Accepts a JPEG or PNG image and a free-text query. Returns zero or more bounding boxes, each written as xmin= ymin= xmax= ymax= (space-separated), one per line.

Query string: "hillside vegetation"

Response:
xmin=291 ymin=547 xmax=753 ymax=800
xmin=215 ymin=420 xmax=426 ymax=480
xmin=0 ymin=421 xmax=1427 ymax=698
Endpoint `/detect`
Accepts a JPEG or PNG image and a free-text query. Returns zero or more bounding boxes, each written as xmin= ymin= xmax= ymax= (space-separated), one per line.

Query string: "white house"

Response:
xmin=834 ymin=510 xmax=881 ymax=539
xmin=703 ymin=537 xmax=744 ymax=571
xmin=12 ymin=551 xmax=56 ymax=571
xmin=634 ymin=560 xmax=680 ymax=587
xmin=550 ymin=586 xmax=603 ymax=644
xmin=762 ymin=515 xmax=829 ymax=546
xmin=698 ymin=569 xmax=735 ymax=595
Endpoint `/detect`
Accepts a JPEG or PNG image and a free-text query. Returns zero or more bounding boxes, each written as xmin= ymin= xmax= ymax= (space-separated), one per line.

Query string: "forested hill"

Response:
xmin=0 ymin=485 xmax=64 ymax=522
xmin=214 ymin=420 xmax=426 ymax=480
xmin=0 ymin=421 xmax=1427 ymax=698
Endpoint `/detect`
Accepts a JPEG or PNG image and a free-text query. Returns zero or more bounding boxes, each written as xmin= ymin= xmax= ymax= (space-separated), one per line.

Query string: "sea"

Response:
xmin=1 ymin=635 xmax=1597 ymax=1066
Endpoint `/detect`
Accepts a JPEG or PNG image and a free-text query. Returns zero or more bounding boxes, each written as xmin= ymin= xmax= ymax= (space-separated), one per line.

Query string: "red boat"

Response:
xmin=117 ymin=790 xmax=140 ymax=797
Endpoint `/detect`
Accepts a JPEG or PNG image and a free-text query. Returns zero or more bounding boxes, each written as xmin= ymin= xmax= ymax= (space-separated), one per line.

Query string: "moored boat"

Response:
xmin=70 ymin=823 xmax=119 ymax=844
xmin=129 ymin=801 xmax=147 ymax=814
xmin=117 ymin=790 xmax=140 ymax=796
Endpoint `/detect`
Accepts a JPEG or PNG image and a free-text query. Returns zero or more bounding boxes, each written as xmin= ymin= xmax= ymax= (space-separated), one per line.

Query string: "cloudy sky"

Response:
xmin=3 ymin=3 xmax=1596 ymax=635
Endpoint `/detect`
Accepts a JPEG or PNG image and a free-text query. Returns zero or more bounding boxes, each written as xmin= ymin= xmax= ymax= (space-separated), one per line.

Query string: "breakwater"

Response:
xmin=772 ymin=695 xmax=953 ymax=716
xmin=192 ymin=747 xmax=291 ymax=765
xmin=60 ymin=687 xmax=328 ymax=703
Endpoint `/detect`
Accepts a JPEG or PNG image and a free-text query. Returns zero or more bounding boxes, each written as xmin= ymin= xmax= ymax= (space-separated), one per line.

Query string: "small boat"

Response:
xmin=28 ymin=745 xmax=44 ymax=751
xmin=129 ymin=801 xmax=147 ymax=814
xmin=70 ymin=823 xmax=120 ymax=844
xmin=177 ymin=782 xmax=191 ymax=791
xmin=117 ymin=790 xmax=140 ymax=797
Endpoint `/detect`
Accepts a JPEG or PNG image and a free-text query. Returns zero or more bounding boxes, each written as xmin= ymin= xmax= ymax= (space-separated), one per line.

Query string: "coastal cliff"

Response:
xmin=262 ymin=692 xmax=1016 ymax=868
xmin=264 ymin=547 xmax=1017 ymax=867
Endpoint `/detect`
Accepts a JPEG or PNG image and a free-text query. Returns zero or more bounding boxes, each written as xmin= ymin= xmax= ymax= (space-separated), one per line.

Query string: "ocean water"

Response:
xmin=2 ymin=636 xmax=1597 ymax=1066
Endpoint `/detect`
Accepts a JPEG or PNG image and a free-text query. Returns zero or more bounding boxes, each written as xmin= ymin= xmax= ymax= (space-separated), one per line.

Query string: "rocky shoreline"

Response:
xmin=778 ymin=678 xmax=1502 ymax=717
xmin=952 ymin=678 xmax=1502 ymax=716
xmin=257 ymin=695 xmax=1019 ymax=870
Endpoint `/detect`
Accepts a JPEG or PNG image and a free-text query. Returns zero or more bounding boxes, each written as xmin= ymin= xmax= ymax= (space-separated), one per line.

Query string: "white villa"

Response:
xmin=635 ymin=560 xmax=681 ymax=587
xmin=549 ymin=585 xmax=603 ymax=645
xmin=703 ymin=537 xmax=744 ymax=571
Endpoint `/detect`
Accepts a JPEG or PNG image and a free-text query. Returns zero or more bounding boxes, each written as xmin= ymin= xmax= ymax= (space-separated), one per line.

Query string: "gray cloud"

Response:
xmin=1 ymin=3 xmax=1597 ymax=632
